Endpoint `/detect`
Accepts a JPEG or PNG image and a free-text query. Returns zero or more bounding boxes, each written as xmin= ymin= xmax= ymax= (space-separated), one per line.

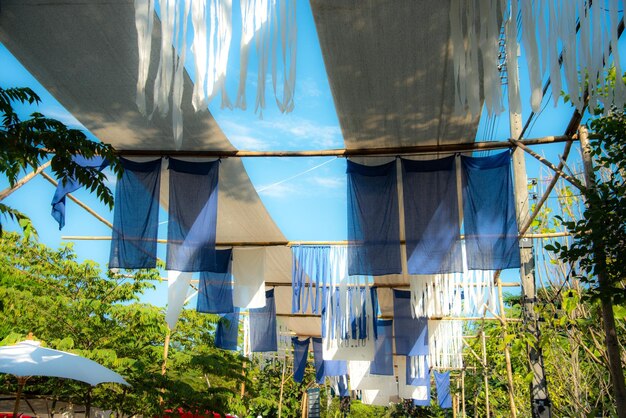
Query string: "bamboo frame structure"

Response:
xmin=115 ymin=134 xmax=579 ymax=158
xmin=25 ymin=116 xmax=597 ymax=416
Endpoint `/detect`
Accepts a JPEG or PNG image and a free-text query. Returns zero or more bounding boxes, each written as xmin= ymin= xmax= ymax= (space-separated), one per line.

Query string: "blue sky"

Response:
xmin=1 ymin=1 xmax=623 ymax=306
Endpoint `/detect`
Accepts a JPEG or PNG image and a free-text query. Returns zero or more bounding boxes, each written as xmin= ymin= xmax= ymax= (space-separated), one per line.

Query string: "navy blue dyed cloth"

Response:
xmin=402 ymin=157 xmax=462 ymax=274
xmin=109 ymin=158 xmax=161 ymax=269
xmin=461 ymin=152 xmax=520 ymax=270
xmin=347 ymin=160 xmax=401 ymax=276
xmin=197 ymin=249 xmax=234 ymax=314
xmin=370 ymin=319 xmax=393 ymax=375
xmin=167 ymin=158 xmax=219 ymax=272
xmin=393 ymin=290 xmax=428 ymax=356
xmin=215 ymin=310 xmax=239 ymax=351
xmin=292 ymin=337 xmax=310 ymax=383
xmin=249 ymin=289 xmax=277 ymax=352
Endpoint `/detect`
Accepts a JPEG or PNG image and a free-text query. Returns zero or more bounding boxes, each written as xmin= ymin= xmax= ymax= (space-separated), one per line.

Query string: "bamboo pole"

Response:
xmin=277 ymin=359 xmax=287 ymax=418
xmin=481 ymin=330 xmax=490 ymax=418
xmin=161 ymin=331 xmax=171 ymax=376
xmin=497 ymin=278 xmax=517 ymax=417
xmin=509 ymin=138 xmax=583 ymax=190
xmin=461 ymin=369 xmax=466 ymax=418
xmin=519 ymin=140 xmax=574 ymax=236
xmin=59 ymin=231 xmax=571 ymax=245
xmin=116 ymin=135 xmax=577 ymax=158
xmin=0 ymin=161 xmax=52 ymax=201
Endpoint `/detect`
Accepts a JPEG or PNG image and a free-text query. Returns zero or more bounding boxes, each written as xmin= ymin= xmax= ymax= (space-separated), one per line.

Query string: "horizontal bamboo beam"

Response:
xmin=264 ymin=281 xmax=520 ymax=288
xmin=278 ymin=313 xmax=520 ymax=322
xmin=61 ymin=231 xmax=570 ymax=245
xmin=116 ymin=134 xmax=579 ymax=158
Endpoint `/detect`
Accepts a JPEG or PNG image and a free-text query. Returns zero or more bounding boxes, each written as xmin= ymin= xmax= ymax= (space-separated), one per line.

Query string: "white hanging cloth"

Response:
xmin=449 ymin=0 xmax=626 ymax=117
xmin=347 ymin=361 xmax=396 ymax=390
xmin=232 ymin=247 xmax=267 ymax=309
xmin=397 ymin=356 xmax=430 ymax=401
xmin=428 ymin=320 xmax=464 ymax=370
xmin=134 ymin=0 xmax=297 ymax=146
xmin=165 ymin=270 xmax=194 ymax=329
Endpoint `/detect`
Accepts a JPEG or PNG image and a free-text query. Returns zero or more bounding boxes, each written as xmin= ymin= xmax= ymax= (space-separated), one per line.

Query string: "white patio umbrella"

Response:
xmin=0 ymin=340 xmax=129 ymax=416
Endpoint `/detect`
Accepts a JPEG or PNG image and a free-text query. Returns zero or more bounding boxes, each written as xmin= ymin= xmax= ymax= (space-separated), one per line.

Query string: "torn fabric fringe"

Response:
xmin=135 ymin=0 xmax=297 ymax=147
xmin=428 ymin=320 xmax=464 ymax=370
xmin=449 ymin=0 xmax=626 ymax=117
xmin=410 ymin=270 xmax=497 ymax=318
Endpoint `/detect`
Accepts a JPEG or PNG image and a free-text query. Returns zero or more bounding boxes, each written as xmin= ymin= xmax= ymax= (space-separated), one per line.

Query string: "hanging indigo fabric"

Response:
xmin=215 ymin=310 xmax=239 ymax=351
xmin=370 ymin=319 xmax=394 ymax=376
xmin=434 ymin=371 xmax=452 ymax=408
xmin=406 ymin=355 xmax=429 ymax=386
xmin=109 ymin=158 xmax=161 ymax=269
xmin=313 ymin=337 xmax=325 ymax=384
xmin=393 ymin=290 xmax=428 ymax=356
xmin=461 ymin=152 xmax=520 ymax=270
xmin=197 ymin=249 xmax=234 ymax=314
xmin=167 ymin=158 xmax=219 ymax=272
xmin=292 ymin=337 xmax=310 ymax=383
xmin=291 ymin=245 xmax=331 ymax=314
xmin=401 ymin=156 xmax=462 ymax=274
xmin=249 ymin=289 xmax=277 ymax=352
xmin=322 ymin=286 xmax=375 ymax=361
xmin=347 ymin=160 xmax=401 ymax=275
xmin=313 ymin=337 xmax=347 ymax=383
xmin=51 ymin=155 xmax=109 ymax=230
xmin=336 ymin=375 xmax=350 ymax=397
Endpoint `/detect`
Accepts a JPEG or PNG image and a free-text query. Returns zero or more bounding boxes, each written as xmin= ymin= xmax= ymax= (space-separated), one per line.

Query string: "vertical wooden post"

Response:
xmin=461 ymin=369 xmax=466 ymax=418
xmin=240 ymin=362 xmax=247 ymax=397
xmin=13 ymin=377 xmax=26 ymax=418
xmin=579 ymin=126 xmax=626 ymax=416
xmin=277 ymin=360 xmax=287 ymax=418
xmin=509 ymin=63 xmax=552 ymax=416
xmin=481 ymin=330 xmax=490 ymax=418
xmin=162 ymin=331 xmax=171 ymax=376
xmin=497 ymin=277 xmax=517 ymax=417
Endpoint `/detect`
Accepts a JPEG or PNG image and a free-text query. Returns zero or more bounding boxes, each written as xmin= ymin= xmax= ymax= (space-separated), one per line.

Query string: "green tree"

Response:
xmin=0 ymin=86 xmax=121 ymax=237
xmin=0 ymin=232 xmax=249 ymax=417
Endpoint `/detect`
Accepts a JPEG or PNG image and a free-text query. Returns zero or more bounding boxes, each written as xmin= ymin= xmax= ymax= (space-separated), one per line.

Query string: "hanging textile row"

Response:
xmin=347 ymin=151 xmax=520 ymax=277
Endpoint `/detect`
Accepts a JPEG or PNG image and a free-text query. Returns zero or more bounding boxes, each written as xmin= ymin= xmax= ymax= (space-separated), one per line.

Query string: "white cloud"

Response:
xmin=310 ymin=176 xmax=344 ymax=189
xmin=257 ymin=182 xmax=299 ymax=198
xmin=259 ymin=117 xmax=343 ymax=149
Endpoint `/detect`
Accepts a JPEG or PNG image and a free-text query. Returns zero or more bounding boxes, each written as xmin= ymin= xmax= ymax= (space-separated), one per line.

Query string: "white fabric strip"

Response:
xmin=233 ymin=247 xmax=267 ymax=309
xmin=134 ymin=0 xmax=155 ymax=115
xmin=165 ymin=270 xmax=194 ymax=329
xmin=428 ymin=320 xmax=464 ymax=370
xmin=397 ymin=356 xmax=429 ymax=401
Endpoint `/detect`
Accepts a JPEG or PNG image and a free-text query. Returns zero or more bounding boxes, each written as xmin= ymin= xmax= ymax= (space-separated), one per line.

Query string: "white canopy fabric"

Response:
xmin=0 ymin=340 xmax=129 ymax=386
xmin=0 ymin=0 xmax=481 ymax=339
